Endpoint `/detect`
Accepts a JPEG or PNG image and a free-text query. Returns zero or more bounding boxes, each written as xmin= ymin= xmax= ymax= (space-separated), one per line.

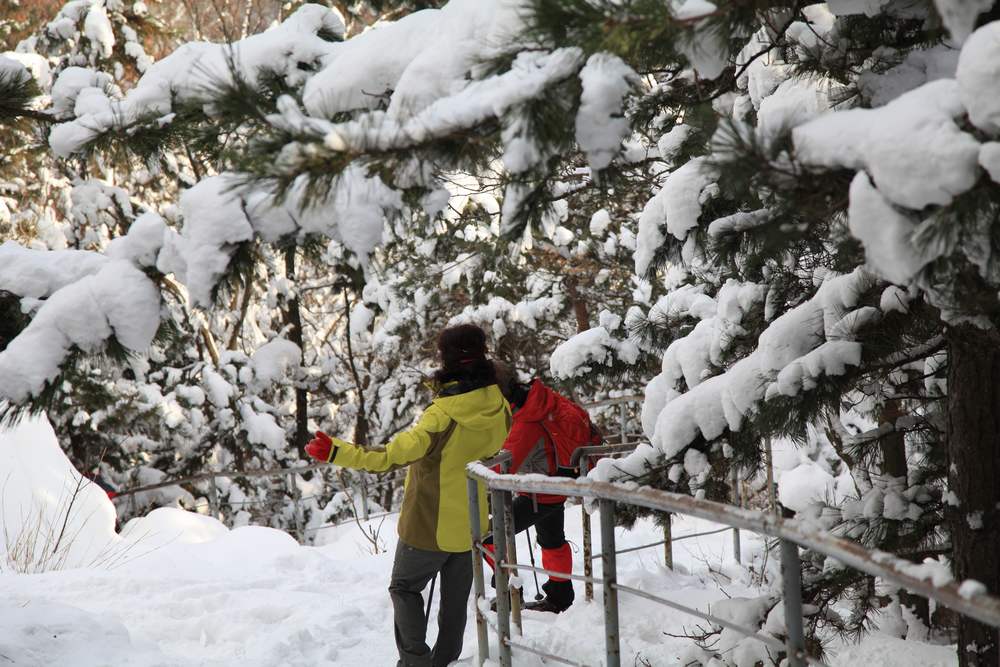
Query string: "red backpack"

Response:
xmin=539 ymin=392 xmax=605 ymax=476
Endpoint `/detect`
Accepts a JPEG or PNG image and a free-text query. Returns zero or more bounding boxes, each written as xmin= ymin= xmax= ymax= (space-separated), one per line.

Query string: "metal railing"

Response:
xmin=572 ymin=442 xmax=647 ymax=602
xmin=465 ymin=464 xmax=1000 ymax=667
xmin=570 ymin=441 xmax=747 ymax=602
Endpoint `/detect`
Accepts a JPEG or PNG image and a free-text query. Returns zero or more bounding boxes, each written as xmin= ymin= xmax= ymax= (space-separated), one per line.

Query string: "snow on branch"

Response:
xmin=0 ymin=244 xmax=161 ymax=403
xmin=0 ymin=242 xmax=108 ymax=299
xmin=575 ymin=53 xmax=637 ymax=172
xmin=0 ymin=53 xmax=50 ymax=123
xmin=794 ymin=80 xmax=980 ymax=211
xmin=787 ymin=22 xmax=1000 ymax=323
xmin=957 ymin=22 xmax=1000 ymax=134
xmin=549 ymin=326 xmax=640 ymax=379
xmin=591 ymin=267 xmax=880 ymax=485
xmin=303 ymin=0 xmax=527 ymax=119
xmin=635 ymin=157 xmax=718 ymax=275
xmin=450 ymin=295 xmax=564 ymax=333
xmin=157 ymin=169 xmax=401 ymax=308
xmin=47 ymin=4 xmax=345 ymax=157
xmin=297 ymin=48 xmax=584 ymax=156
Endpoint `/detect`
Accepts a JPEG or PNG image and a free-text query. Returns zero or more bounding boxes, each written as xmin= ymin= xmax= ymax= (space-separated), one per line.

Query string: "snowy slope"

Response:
xmin=0 ymin=418 xmax=959 ymax=666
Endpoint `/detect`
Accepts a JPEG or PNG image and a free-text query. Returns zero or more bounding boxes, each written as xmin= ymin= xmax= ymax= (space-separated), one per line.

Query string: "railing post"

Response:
xmin=731 ymin=468 xmax=742 ymax=564
xmin=600 ymin=498 xmax=621 ymax=667
xmin=581 ymin=457 xmax=594 ymax=603
xmin=490 ymin=489 xmax=513 ymax=667
xmin=780 ymin=538 xmax=806 ymax=667
xmin=467 ymin=478 xmax=489 ymax=665
xmin=501 ymin=487 xmax=522 ymax=635
xmin=663 ymin=513 xmax=673 ymax=569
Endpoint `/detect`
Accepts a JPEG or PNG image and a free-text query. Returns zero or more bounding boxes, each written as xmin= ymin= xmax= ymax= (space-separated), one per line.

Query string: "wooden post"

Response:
xmin=581 ymin=457 xmax=594 ymax=602
xmin=501 ymin=488 xmax=522 ymax=635
xmin=467 ymin=478 xmax=490 ymax=665
xmin=618 ymin=401 xmax=627 ymax=444
xmin=490 ymin=489 xmax=513 ymax=667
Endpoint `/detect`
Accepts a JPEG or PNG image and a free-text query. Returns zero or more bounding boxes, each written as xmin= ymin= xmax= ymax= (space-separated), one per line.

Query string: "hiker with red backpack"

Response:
xmin=485 ymin=377 xmax=601 ymax=613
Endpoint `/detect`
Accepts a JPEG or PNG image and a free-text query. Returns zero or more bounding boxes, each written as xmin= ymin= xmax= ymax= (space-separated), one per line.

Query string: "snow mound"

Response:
xmin=119 ymin=507 xmax=228 ymax=551
xmin=0 ymin=600 xmax=168 ymax=666
xmin=0 ymin=417 xmax=117 ymax=571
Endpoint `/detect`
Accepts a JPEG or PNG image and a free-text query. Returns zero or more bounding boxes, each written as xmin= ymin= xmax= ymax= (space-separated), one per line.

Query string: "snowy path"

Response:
xmin=1 ymin=506 xmax=958 ymax=666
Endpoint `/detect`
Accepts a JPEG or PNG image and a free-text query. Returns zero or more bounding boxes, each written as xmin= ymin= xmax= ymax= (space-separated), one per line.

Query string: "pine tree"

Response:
xmin=4 ymin=0 xmax=1000 ymax=663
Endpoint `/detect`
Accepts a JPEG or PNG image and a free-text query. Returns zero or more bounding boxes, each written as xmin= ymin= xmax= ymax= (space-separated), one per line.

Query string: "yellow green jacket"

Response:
xmin=329 ymin=384 xmax=510 ymax=552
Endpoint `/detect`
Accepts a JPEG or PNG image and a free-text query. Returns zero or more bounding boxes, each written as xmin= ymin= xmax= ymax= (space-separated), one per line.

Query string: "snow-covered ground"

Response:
xmin=0 ymin=418 xmax=958 ymax=666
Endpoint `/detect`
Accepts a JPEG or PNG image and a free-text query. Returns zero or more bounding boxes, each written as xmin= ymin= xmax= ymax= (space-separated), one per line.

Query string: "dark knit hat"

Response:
xmin=437 ymin=324 xmax=488 ymax=367
xmin=433 ymin=324 xmax=497 ymax=389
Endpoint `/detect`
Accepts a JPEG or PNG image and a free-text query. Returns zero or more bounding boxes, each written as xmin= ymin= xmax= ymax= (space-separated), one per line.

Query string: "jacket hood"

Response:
xmin=433 ymin=384 xmax=509 ymax=430
xmin=513 ymin=379 xmax=557 ymax=423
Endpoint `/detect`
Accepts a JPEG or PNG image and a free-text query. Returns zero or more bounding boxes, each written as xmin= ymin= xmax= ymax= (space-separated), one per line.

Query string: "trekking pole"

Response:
xmin=425 ymin=574 xmax=437 ymax=622
xmin=526 ymin=528 xmax=544 ymax=601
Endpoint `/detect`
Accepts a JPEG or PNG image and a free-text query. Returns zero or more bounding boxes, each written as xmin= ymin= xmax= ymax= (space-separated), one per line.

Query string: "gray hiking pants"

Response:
xmin=389 ymin=540 xmax=473 ymax=667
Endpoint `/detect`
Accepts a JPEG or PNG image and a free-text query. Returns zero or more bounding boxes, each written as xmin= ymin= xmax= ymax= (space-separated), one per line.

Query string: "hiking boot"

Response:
xmin=523 ymin=597 xmax=569 ymax=614
xmin=541 ymin=579 xmax=574 ymax=609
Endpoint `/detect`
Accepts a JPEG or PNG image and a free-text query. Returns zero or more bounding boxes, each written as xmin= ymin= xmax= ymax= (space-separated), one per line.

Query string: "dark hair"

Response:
xmin=433 ymin=324 xmax=498 ymax=390
xmin=507 ymin=381 xmax=532 ymax=409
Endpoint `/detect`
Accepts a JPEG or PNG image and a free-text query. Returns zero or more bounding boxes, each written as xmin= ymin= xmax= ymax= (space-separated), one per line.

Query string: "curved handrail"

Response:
xmin=569 ymin=442 xmax=646 ymax=466
xmin=466 ymin=463 xmax=1000 ymax=628
xmin=482 ymin=450 xmax=512 ymax=470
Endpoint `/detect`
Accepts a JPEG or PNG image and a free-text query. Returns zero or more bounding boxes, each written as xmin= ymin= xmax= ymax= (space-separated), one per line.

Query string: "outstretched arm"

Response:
xmin=307 ymin=406 xmax=453 ymax=473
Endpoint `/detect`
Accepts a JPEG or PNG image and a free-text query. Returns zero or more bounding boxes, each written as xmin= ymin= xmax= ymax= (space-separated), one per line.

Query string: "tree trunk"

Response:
xmin=564 ymin=277 xmax=590 ymax=333
xmin=881 ymin=394 xmax=931 ymax=627
xmin=283 ymin=247 xmax=309 ymax=459
xmin=879 ymin=398 xmax=908 ymax=479
xmin=947 ymin=324 xmax=1000 ymax=667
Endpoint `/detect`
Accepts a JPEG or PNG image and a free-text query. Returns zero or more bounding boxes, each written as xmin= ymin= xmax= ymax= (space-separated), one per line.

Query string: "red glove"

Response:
xmin=305 ymin=431 xmax=336 ymax=462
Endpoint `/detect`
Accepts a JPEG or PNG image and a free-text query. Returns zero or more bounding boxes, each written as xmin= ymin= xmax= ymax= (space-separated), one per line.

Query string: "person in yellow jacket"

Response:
xmin=306 ymin=324 xmax=510 ymax=667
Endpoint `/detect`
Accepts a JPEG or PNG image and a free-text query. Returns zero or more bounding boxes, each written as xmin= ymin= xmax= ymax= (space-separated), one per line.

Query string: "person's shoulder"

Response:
xmin=414 ymin=402 xmax=453 ymax=432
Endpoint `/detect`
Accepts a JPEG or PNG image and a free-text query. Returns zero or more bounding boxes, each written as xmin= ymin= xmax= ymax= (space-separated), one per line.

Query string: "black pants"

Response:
xmin=388 ymin=540 xmax=472 ymax=667
xmin=484 ymin=495 xmax=575 ymax=608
